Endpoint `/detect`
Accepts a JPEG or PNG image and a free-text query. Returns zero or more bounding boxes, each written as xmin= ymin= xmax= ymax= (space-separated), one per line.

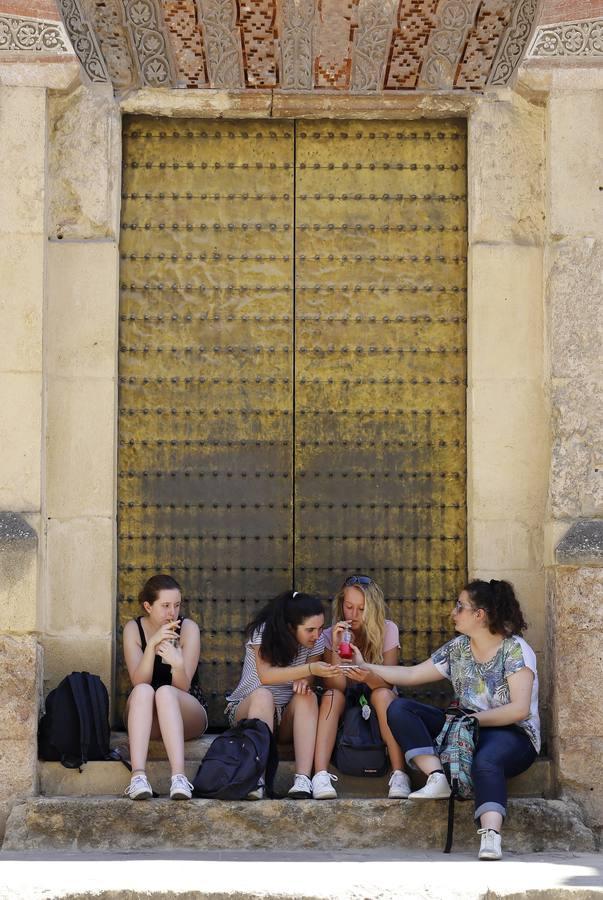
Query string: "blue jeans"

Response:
xmin=387 ymin=697 xmax=537 ymax=820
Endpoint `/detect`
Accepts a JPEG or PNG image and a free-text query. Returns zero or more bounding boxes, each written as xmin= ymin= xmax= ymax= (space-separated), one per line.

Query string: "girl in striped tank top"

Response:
xmin=226 ymin=590 xmax=340 ymax=799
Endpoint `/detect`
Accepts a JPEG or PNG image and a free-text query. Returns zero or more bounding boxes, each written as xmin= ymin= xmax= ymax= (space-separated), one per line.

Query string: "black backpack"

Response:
xmin=38 ymin=672 xmax=111 ymax=769
xmin=193 ymin=718 xmax=279 ymax=800
xmin=332 ymin=687 xmax=388 ymax=777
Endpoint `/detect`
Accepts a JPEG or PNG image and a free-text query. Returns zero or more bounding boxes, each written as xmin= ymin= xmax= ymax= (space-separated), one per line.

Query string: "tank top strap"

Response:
xmin=135 ymin=616 xmax=147 ymax=651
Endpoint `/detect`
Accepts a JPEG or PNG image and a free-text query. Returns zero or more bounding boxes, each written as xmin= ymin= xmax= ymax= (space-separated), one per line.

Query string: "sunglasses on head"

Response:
xmin=344 ymin=575 xmax=373 ymax=586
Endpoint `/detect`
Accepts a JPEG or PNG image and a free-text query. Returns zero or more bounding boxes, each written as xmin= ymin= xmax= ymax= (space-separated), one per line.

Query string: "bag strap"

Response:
xmin=67 ymin=673 xmax=92 ymax=766
xmin=444 ymin=791 xmax=455 ymax=853
xmin=85 ymin=673 xmax=111 ymax=759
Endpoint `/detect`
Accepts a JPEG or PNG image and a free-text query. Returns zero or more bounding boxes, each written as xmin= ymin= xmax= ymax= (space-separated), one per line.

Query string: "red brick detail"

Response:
xmin=384 ymin=0 xmax=438 ymax=90
xmin=455 ymin=0 xmax=512 ymax=89
xmin=539 ymin=0 xmax=603 ymax=25
xmin=0 ymin=0 xmax=62 ymax=20
xmin=161 ymin=0 xmax=208 ymax=88
xmin=314 ymin=0 xmax=359 ymax=89
xmin=238 ymin=0 xmax=278 ymax=88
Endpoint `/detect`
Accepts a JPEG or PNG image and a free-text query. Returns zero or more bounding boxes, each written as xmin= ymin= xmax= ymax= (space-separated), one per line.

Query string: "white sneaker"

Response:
xmin=388 ymin=770 xmax=412 ymax=799
xmin=246 ymin=776 xmax=265 ymax=801
xmin=311 ymin=770 xmax=338 ymax=799
xmin=408 ymin=771 xmax=451 ymax=800
xmin=478 ymin=828 xmax=502 ymax=860
xmin=288 ymin=774 xmax=313 ymax=799
xmin=170 ymin=774 xmax=194 ymax=800
xmin=124 ymin=773 xmax=153 ymax=800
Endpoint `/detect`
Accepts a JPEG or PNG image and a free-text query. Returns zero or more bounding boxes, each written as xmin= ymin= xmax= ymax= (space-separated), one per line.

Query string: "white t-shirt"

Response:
xmin=226 ymin=624 xmax=325 ymax=708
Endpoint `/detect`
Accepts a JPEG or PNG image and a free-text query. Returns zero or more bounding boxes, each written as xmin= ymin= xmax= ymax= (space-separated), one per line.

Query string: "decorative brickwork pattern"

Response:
xmin=455 ymin=0 xmax=513 ymax=89
xmin=160 ymin=0 xmax=208 ymax=87
xmin=0 ymin=13 xmax=71 ymax=50
xmin=350 ymin=0 xmax=397 ymax=91
xmin=239 ymin=0 xmax=278 ymax=87
xmin=417 ymin=0 xmax=476 ymax=90
xmin=528 ymin=17 xmax=603 ymax=58
xmin=314 ymin=0 xmax=359 ymax=89
xmin=385 ymin=0 xmax=439 ymax=89
xmin=279 ymin=0 xmax=313 ymax=89
xmin=123 ymin=0 xmax=175 ymax=85
xmin=88 ymin=0 xmax=137 ymax=89
xmin=488 ymin=0 xmax=539 ymax=84
xmin=55 ymin=0 xmax=109 ymax=80
xmin=197 ymin=0 xmax=244 ymax=88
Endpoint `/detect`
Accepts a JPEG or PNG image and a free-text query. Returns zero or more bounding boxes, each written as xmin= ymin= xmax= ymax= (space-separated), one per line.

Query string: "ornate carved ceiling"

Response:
xmin=53 ymin=0 xmax=542 ymax=93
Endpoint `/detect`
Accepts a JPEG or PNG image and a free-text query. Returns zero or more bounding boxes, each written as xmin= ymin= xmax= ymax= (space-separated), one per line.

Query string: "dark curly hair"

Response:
xmin=138 ymin=573 xmax=182 ymax=607
xmin=464 ymin=579 xmax=527 ymax=637
xmin=246 ymin=590 xmax=325 ymax=667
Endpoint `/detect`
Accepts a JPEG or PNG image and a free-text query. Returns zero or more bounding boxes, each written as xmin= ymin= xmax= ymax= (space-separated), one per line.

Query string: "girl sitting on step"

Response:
xmin=311 ymin=574 xmax=409 ymax=801
xmin=349 ymin=579 xmax=540 ymax=862
xmin=122 ymin=574 xmax=207 ymax=801
xmin=225 ymin=590 xmax=340 ymax=800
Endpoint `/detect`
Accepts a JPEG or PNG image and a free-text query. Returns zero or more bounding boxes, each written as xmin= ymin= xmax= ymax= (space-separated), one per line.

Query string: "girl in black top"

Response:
xmin=123 ymin=574 xmax=207 ymax=800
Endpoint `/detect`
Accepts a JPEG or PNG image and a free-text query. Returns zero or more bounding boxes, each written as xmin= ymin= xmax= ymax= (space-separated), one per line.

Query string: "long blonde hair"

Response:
xmin=334 ymin=578 xmax=387 ymax=664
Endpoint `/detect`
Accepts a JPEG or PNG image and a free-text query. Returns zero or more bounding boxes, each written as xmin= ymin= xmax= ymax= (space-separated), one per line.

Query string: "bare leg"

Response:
xmin=155 ymin=685 xmax=206 ymax=776
xmin=125 ymin=683 xmax=156 ymax=774
xmin=480 ymin=811 xmax=504 ymax=832
xmin=234 ymin=687 xmax=276 ymax=731
xmin=314 ymin=688 xmax=346 ymax=773
xmin=371 ymin=687 xmax=405 ymax=772
xmin=279 ymin=692 xmax=319 ymax=777
xmin=413 ymin=753 xmax=442 ymax=775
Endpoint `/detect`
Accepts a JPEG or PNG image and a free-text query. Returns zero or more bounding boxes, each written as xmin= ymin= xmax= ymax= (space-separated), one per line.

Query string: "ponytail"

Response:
xmin=464 ymin=579 xmax=527 ymax=637
xmin=245 ymin=590 xmax=325 ymax=667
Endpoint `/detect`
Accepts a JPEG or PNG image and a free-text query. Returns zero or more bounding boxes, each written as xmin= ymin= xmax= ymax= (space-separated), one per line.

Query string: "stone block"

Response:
xmin=46 ymin=376 xmax=115 ymax=518
xmin=468 ymin=380 xmax=548 ymax=519
xmin=46 ymin=241 xmax=119 ymax=379
xmin=0 ymin=86 xmax=46 ymax=236
xmin=548 ymin=238 xmax=603 ymax=380
xmin=47 ymin=516 xmax=115 ymax=634
xmin=556 ymin=522 xmax=603 ymax=568
xmin=553 ymin=565 xmax=603 ymax=632
xmin=48 ymin=84 xmax=121 ymax=240
xmin=557 ymin=736 xmax=603 ymax=830
xmin=468 ymin=244 xmax=543 ymax=382
xmin=551 ymin=378 xmax=603 ymax=519
xmin=554 ymin=632 xmax=603 ymax=739
xmin=2 ymin=796 xmax=595 ymax=853
xmin=469 ymin=93 xmax=545 ymax=246
xmin=0 ymin=233 xmax=44 ymax=373
xmin=0 ymin=740 xmax=37 ymax=795
xmin=0 ymin=373 xmax=42 ymax=511
xmin=549 ymin=90 xmax=603 ymax=237
xmin=0 ymin=515 xmax=38 ymax=632
xmin=0 ymin=634 xmax=40 ymax=741
xmin=470 ymin=520 xmax=537 ymax=570
xmin=42 ymin=635 xmax=112 ymax=700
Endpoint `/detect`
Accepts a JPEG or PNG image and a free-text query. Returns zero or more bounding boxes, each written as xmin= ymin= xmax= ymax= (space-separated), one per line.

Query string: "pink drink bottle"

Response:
xmin=339 ymin=626 xmax=353 ymax=660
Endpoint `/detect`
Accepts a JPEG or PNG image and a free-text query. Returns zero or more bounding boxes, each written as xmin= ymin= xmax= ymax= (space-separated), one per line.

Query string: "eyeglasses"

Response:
xmin=454 ymin=600 xmax=478 ymax=613
xmin=344 ymin=575 xmax=373 ymax=587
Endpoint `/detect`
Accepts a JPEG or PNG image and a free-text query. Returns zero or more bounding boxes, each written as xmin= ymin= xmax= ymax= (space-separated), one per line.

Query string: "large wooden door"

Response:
xmin=118 ymin=117 xmax=466 ymax=725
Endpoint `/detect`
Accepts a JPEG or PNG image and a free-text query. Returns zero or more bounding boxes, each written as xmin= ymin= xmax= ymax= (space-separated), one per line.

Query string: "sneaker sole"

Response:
xmin=388 ymin=792 xmax=410 ymax=799
xmin=479 ymin=854 xmax=502 ymax=861
xmin=170 ymin=792 xmax=192 ymax=800
xmin=312 ymin=792 xmax=337 ymax=800
xmin=408 ymin=793 xmax=451 ymax=800
xmin=128 ymin=792 xmax=152 ymax=801
xmin=287 ymin=790 xmax=312 ymax=799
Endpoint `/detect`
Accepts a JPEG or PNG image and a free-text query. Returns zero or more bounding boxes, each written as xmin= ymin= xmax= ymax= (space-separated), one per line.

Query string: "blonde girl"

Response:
xmin=311 ymin=574 xmax=409 ymax=800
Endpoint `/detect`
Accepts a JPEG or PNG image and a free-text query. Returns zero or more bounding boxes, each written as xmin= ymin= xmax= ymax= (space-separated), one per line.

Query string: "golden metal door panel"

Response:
xmin=118 ymin=117 xmax=294 ymax=723
xmin=118 ymin=116 xmax=467 ymax=721
xmin=294 ymin=120 xmax=466 ymax=681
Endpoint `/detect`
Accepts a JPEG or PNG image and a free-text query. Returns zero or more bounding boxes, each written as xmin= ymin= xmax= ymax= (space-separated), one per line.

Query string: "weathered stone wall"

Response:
xmin=540 ymin=66 xmax=603 ymax=834
xmin=467 ymin=89 xmax=549 ymax=720
xmin=44 ymin=83 xmax=121 ymax=695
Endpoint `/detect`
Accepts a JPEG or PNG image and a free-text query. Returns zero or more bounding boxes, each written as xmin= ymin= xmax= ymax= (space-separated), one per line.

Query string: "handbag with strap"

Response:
xmin=332 ymin=686 xmax=388 ymax=777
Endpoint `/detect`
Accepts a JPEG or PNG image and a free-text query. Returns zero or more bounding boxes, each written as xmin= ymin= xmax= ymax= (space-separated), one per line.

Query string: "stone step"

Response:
xmin=3 ymin=797 xmax=595 ymax=854
xmin=39 ymin=756 xmax=553 ymax=800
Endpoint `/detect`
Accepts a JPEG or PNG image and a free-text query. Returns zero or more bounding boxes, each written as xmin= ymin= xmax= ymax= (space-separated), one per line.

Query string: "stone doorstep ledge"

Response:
xmin=2 ymin=797 xmax=594 ymax=854
xmin=40 ymin=753 xmax=552 ymax=801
